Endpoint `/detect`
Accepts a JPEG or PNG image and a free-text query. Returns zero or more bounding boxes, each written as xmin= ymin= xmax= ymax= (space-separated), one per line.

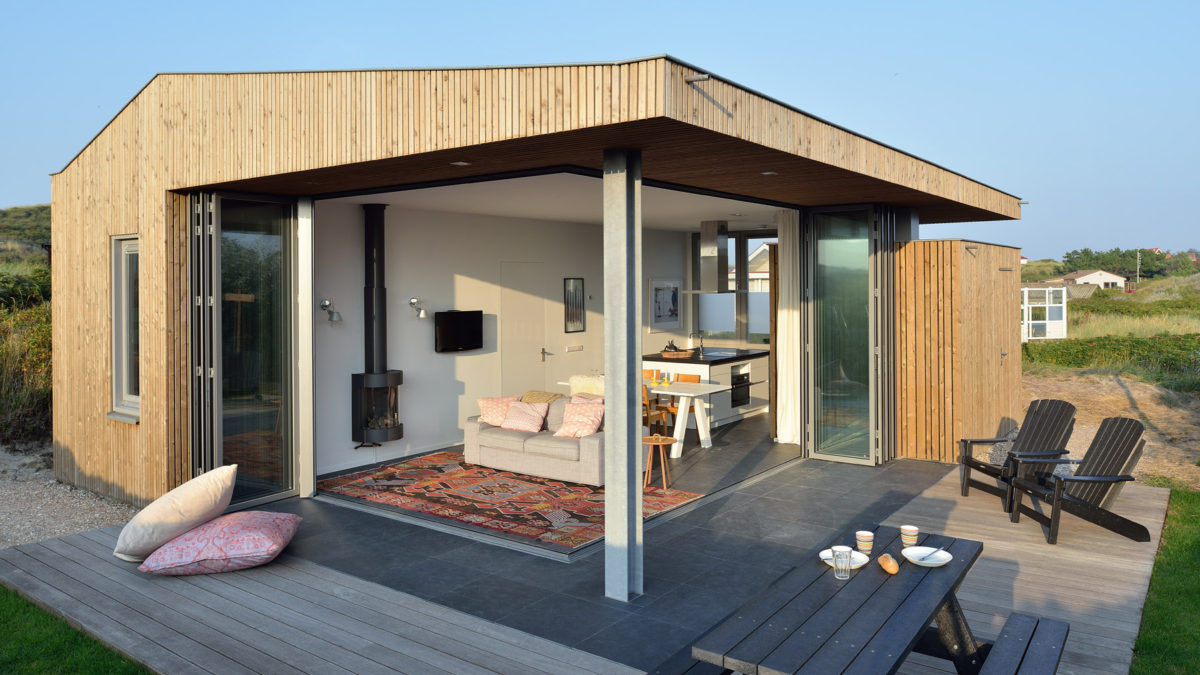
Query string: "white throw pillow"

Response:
xmin=113 ymin=465 xmax=238 ymax=562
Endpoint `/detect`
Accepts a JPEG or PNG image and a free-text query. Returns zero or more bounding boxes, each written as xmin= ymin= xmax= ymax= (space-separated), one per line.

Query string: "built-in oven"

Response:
xmin=731 ymin=372 xmax=751 ymax=408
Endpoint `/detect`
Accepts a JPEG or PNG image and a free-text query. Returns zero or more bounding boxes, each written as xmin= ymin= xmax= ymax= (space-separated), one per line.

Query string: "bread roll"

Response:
xmin=878 ymin=553 xmax=900 ymax=575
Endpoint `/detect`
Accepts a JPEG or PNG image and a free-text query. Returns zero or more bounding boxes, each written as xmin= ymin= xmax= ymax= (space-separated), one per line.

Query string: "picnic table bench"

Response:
xmin=683 ymin=524 xmax=1068 ymax=675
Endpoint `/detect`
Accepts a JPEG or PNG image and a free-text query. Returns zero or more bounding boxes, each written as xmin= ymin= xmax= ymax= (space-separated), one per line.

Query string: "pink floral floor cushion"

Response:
xmin=138 ymin=511 xmax=302 ymax=576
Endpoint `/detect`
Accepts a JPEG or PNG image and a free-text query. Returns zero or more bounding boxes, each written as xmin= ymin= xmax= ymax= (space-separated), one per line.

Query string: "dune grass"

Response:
xmin=1132 ymin=482 xmax=1200 ymax=673
xmin=1069 ymin=313 xmax=1200 ymax=339
xmin=1129 ymin=273 xmax=1200 ymax=303
xmin=0 ymin=586 xmax=146 ymax=674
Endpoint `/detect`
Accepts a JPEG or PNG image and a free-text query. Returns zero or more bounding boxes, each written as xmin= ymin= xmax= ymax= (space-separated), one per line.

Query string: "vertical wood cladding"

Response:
xmin=895 ymin=240 xmax=1021 ymax=462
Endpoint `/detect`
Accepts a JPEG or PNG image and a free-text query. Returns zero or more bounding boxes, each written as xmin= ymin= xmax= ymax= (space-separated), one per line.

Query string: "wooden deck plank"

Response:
xmin=7 ymin=526 xmax=637 ymax=675
xmin=85 ymin=525 xmax=627 ymax=675
xmin=212 ymin=567 xmax=495 ymax=675
xmin=0 ymin=550 xmax=211 ymax=675
xmin=885 ymin=475 xmax=1167 ymax=674
xmin=73 ymin=530 xmax=402 ymax=675
xmin=243 ymin=561 xmax=589 ymax=675
xmin=58 ymin=532 xmax=353 ymax=675
xmin=26 ymin=538 xmax=292 ymax=675
xmin=269 ymin=555 xmax=637 ymax=675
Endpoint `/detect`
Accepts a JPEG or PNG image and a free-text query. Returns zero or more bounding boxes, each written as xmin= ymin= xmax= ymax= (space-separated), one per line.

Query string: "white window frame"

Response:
xmin=111 ymin=234 xmax=140 ymax=421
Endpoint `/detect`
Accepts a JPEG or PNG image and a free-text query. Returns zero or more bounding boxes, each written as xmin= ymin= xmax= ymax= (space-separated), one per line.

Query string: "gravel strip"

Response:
xmin=0 ymin=446 xmax=136 ymax=549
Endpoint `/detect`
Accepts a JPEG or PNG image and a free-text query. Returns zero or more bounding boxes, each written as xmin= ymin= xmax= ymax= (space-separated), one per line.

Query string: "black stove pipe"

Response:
xmin=363 ymin=204 xmax=387 ymax=373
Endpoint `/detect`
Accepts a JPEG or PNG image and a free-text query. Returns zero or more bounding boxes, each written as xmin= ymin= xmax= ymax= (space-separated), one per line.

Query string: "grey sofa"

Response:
xmin=463 ymin=398 xmax=605 ymax=486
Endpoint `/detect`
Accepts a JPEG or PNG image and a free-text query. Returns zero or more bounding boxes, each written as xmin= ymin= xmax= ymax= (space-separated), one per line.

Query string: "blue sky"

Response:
xmin=1 ymin=1 xmax=1195 ymax=259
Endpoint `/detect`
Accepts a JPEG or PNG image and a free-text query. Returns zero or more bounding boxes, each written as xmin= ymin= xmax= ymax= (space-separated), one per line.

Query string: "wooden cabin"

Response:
xmin=51 ymin=56 xmax=1022 ymax=598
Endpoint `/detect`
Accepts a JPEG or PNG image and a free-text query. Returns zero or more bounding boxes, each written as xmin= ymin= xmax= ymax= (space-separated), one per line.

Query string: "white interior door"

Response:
xmin=501 ymin=261 xmax=547 ymax=393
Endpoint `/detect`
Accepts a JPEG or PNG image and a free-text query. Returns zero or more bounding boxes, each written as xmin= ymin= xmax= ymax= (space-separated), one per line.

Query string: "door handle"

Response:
xmin=540 ymin=347 xmax=549 ymax=362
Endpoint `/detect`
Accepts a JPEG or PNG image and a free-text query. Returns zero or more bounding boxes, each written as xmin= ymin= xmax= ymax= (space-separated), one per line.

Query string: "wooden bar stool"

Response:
xmin=643 ymin=434 xmax=676 ymax=490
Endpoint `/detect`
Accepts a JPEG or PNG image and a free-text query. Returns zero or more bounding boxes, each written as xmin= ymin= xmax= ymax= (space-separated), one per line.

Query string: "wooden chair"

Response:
xmin=643 ymin=369 xmax=662 ymax=409
xmin=1008 ymin=417 xmax=1149 ymax=545
xmin=642 ymin=384 xmax=668 ymax=435
xmin=660 ymin=373 xmax=700 ymax=429
xmin=960 ymin=399 xmax=1076 ymax=510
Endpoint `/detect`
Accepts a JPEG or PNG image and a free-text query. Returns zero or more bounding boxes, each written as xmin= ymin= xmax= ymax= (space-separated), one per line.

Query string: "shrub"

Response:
xmin=0 ymin=301 xmax=52 ymax=442
xmin=0 ymin=265 xmax=50 ymax=309
xmin=1023 ymin=334 xmax=1200 ymax=393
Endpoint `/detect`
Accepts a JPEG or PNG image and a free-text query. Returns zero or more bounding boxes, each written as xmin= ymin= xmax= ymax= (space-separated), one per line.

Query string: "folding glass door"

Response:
xmin=191 ymin=193 xmax=297 ymax=504
xmin=808 ymin=208 xmax=879 ymax=465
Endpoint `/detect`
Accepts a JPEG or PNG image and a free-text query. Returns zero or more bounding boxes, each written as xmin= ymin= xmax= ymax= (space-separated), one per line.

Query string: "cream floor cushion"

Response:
xmin=113 ymin=465 xmax=238 ymax=562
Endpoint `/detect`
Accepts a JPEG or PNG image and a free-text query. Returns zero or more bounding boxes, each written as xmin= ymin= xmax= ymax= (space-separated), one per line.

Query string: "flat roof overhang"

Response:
xmin=196 ymin=117 xmax=1015 ymax=224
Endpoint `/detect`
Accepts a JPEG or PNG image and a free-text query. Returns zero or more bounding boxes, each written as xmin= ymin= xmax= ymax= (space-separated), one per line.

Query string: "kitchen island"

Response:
xmin=642 ymin=348 xmax=769 ymax=429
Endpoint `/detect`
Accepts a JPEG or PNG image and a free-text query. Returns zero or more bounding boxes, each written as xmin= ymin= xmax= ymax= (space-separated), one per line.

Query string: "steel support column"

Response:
xmin=602 ymin=148 xmax=643 ymax=600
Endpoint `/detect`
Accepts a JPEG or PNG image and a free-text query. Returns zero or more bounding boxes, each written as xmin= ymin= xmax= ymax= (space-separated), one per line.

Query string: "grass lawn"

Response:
xmin=1132 ymin=480 xmax=1200 ymax=674
xmin=0 ymin=585 xmax=146 ymax=674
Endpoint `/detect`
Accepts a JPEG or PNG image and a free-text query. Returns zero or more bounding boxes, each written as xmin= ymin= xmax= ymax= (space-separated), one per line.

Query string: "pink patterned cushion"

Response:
xmin=571 ymin=394 xmax=603 ymax=404
xmin=478 ymin=395 xmax=520 ymax=426
xmin=137 ymin=511 xmax=302 ymax=576
xmin=555 ymin=401 xmax=605 ymax=438
xmin=500 ymin=401 xmax=550 ymax=433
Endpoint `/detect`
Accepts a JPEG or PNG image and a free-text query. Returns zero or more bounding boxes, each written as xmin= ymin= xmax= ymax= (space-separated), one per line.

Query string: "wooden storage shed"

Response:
xmin=894 ymin=239 xmax=1022 ymax=462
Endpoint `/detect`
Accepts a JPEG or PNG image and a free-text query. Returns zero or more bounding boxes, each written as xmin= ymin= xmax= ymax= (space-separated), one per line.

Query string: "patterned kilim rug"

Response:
xmin=317 ymin=451 xmax=703 ymax=551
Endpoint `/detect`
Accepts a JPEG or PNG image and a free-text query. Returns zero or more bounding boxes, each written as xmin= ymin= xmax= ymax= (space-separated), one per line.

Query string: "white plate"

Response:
xmin=819 ymin=548 xmax=870 ymax=570
xmin=901 ymin=546 xmax=953 ymax=567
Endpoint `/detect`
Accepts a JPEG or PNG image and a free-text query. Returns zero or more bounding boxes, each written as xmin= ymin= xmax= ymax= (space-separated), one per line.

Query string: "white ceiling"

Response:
xmin=323 ymin=173 xmax=781 ymax=231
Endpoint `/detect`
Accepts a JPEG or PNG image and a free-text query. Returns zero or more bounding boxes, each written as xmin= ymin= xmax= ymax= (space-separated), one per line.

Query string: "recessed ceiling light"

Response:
xmin=450 ymin=161 xmax=472 ymax=167
xmin=730 ymin=212 xmax=743 ymax=217
xmin=760 ymin=171 xmax=778 ymax=176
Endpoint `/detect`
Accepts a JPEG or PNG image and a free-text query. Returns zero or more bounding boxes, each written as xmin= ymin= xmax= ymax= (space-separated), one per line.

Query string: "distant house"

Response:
xmin=1146 ymin=247 xmax=1171 ymax=259
xmin=1052 ymin=269 xmax=1126 ymax=289
xmin=1020 ymin=256 xmax=1029 ymax=265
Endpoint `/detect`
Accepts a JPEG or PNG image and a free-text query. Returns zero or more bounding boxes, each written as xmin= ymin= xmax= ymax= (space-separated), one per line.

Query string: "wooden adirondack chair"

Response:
xmin=1008 ymin=416 xmax=1149 ymax=545
xmin=960 ymin=399 xmax=1077 ymax=510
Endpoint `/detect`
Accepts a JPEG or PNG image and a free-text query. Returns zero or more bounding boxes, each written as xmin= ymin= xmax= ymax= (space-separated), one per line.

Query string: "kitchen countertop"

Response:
xmin=642 ymin=348 xmax=769 ymax=366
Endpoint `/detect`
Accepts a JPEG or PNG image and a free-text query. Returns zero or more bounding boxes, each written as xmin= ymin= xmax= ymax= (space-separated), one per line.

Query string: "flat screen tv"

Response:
xmin=434 ymin=310 xmax=484 ymax=352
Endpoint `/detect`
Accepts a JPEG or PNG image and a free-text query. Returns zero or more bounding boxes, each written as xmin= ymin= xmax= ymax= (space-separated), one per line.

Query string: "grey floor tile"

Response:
xmin=430 ymin=574 xmax=546 ymax=621
xmin=496 ymin=592 xmax=634 ymax=646
xmin=637 ymin=582 xmax=750 ymax=631
xmin=362 ymin=556 xmax=479 ymax=600
xmin=578 ymin=615 xmax=704 ymax=670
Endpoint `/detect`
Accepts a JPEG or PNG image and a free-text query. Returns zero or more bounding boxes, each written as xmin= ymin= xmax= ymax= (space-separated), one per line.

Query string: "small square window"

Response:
xmin=112 ymin=235 xmax=140 ymax=418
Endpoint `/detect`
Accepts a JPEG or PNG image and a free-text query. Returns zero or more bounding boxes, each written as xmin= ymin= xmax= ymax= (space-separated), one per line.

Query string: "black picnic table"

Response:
xmin=691 ymin=524 xmax=986 ymax=675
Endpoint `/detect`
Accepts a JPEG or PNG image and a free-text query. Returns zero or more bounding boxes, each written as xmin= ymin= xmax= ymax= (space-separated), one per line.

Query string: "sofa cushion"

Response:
xmin=478 ymin=395 xmax=520 ymax=426
xmin=113 ymin=465 xmax=237 ymax=562
xmin=500 ymin=401 xmax=549 ymax=433
xmin=477 ymin=426 xmax=539 ymax=452
xmin=555 ymin=401 xmax=605 ymax=438
xmin=520 ymin=390 xmax=563 ymax=404
xmin=546 ymin=398 xmax=569 ymax=433
xmin=524 ymin=434 xmax=581 ymax=462
xmin=571 ymin=393 xmax=603 ymax=404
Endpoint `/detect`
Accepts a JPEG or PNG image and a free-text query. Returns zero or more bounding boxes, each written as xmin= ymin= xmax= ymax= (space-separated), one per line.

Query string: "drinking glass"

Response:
xmin=831 ymin=545 xmax=853 ymax=580
xmin=901 ymin=525 xmax=919 ymax=547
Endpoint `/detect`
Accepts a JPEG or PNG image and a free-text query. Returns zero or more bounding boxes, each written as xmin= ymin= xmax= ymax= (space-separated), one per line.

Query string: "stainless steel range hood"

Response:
xmin=685 ymin=220 xmax=745 ymax=294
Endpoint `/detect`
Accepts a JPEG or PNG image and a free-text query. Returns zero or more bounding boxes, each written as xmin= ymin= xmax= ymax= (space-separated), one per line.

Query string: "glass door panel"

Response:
xmin=218 ymin=198 xmax=294 ymax=502
xmin=811 ymin=211 xmax=873 ymax=463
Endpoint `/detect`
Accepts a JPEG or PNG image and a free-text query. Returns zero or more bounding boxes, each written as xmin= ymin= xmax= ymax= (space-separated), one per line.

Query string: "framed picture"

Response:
xmin=564 ymin=278 xmax=585 ymax=333
xmin=648 ymin=278 xmax=681 ymax=333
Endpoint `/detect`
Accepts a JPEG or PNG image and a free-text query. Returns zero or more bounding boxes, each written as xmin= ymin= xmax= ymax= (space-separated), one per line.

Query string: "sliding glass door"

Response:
xmin=192 ymin=194 xmax=297 ymax=504
xmin=809 ymin=208 xmax=877 ymax=464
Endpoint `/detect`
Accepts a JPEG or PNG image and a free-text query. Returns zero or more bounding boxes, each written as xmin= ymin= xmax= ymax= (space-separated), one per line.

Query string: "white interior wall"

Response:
xmin=313 ymin=201 xmax=687 ymax=475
